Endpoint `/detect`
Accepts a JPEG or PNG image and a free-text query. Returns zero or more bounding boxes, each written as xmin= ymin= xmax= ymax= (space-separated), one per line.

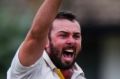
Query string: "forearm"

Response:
xmin=19 ymin=0 xmax=62 ymax=66
xmin=30 ymin=0 xmax=62 ymax=39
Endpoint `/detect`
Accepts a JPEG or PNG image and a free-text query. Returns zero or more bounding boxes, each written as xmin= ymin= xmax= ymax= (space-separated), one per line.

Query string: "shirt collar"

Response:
xmin=74 ymin=63 xmax=84 ymax=75
xmin=43 ymin=51 xmax=56 ymax=70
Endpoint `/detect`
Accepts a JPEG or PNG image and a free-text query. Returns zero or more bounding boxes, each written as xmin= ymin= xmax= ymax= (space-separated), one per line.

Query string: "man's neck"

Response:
xmin=61 ymin=68 xmax=74 ymax=79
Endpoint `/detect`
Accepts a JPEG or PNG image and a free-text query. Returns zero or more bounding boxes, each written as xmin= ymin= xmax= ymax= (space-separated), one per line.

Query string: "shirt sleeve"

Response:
xmin=7 ymin=43 xmax=43 ymax=79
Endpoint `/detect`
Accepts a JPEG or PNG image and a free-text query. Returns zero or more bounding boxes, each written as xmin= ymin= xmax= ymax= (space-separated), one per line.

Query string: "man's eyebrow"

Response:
xmin=58 ymin=31 xmax=81 ymax=34
xmin=74 ymin=32 xmax=81 ymax=35
xmin=57 ymin=31 xmax=68 ymax=34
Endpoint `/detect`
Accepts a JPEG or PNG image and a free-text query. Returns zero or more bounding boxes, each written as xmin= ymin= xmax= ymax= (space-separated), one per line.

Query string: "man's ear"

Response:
xmin=45 ymin=40 xmax=49 ymax=48
xmin=45 ymin=37 xmax=50 ymax=49
xmin=45 ymin=38 xmax=50 ymax=53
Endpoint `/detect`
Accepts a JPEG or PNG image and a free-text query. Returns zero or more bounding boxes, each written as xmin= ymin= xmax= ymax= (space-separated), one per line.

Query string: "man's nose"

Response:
xmin=66 ymin=36 xmax=75 ymax=45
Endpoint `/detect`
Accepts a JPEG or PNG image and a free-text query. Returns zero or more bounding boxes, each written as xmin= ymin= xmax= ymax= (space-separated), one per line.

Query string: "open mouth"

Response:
xmin=63 ymin=49 xmax=74 ymax=57
xmin=62 ymin=49 xmax=75 ymax=62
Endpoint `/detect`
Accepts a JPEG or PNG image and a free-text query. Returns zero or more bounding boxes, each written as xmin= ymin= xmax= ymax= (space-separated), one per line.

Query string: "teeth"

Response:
xmin=65 ymin=49 xmax=74 ymax=52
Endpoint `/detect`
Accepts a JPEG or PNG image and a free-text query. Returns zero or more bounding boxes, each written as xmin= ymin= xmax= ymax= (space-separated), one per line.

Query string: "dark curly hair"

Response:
xmin=55 ymin=11 xmax=77 ymax=21
xmin=48 ymin=11 xmax=78 ymax=40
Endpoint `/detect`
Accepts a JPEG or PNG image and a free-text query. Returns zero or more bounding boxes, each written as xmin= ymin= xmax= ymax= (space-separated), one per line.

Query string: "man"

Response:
xmin=7 ymin=0 xmax=86 ymax=79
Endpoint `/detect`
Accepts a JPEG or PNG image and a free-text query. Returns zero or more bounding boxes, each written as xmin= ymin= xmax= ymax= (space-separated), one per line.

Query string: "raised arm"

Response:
xmin=18 ymin=0 xmax=62 ymax=66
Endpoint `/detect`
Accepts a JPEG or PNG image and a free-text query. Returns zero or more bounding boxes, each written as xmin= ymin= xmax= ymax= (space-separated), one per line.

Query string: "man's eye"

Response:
xmin=59 ymin=34 xmax=67 ymax=38
xmin=73 ymin=35 xmax=80 ymax=39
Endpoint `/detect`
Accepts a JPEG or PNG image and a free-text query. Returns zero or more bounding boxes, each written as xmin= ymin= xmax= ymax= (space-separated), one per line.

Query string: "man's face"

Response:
xmin=47 ymin=19 xmax=82 ymax=69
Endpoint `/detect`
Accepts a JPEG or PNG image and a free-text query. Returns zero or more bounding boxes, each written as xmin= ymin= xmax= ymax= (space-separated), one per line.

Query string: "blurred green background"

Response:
xmin=0 ymin=0 xmax=36 ymax=78
xmin=0 ymin=0 xmax=120 ymax=79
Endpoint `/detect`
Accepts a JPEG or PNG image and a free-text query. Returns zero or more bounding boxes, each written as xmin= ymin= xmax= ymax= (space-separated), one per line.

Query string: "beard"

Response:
xmin=48 ymin=42 xmax=79 ymax=69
